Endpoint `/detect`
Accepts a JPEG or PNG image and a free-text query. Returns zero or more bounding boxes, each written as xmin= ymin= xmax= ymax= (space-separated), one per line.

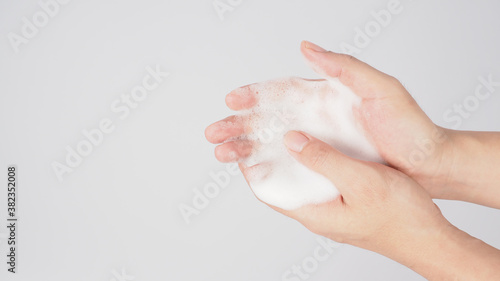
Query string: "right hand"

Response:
xmin=300 ymin=41 xmax=456 ymax=199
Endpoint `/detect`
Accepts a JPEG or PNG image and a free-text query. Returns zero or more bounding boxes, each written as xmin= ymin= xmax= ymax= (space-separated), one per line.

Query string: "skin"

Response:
xmin=205 ymin=41 xmax=500 ymax=280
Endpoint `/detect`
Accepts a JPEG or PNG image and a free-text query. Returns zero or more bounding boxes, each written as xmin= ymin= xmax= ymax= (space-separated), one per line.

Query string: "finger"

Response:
xmin=214 ymin=140 xmax=252 ymax=163
xmin=225 ymin=85 xmax=258 ymax=111
xmin=205 ymin=116 xmax=245 ymax=144
xmin=283 ymin=130 xmax=373 ymax=198
xmin=300 ymin=40 xmax=394 ymax=96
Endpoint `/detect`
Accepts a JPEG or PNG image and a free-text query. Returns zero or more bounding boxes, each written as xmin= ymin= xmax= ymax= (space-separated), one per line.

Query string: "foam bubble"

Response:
xmin=238 ymin=77 xmax=383 ymax=210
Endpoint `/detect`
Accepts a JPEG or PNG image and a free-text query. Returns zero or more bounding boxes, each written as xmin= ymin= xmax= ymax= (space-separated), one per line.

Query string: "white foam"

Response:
xmin=237 ymin=77 xmax=383 ymax=210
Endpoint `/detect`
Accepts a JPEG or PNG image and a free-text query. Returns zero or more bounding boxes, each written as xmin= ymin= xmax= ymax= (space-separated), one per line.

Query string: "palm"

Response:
xmin=350 ymin=80 xmax=449 ymax=197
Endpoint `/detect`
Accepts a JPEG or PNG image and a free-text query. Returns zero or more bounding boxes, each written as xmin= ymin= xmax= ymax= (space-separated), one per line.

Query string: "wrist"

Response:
xmin=382 ymin=219 xmax=500 ymax=281
xmin=401 ymin=223 xmax=471 ymax=281
xmin=427 ymin=127 xmax=464 ymax=199
xmin=436 ymin=130 xmax=500 ymax=207
xmin=438 ymin=130 xmax=490 ymax=201
xmin=406 ymin=127 xmax=459 ymax=200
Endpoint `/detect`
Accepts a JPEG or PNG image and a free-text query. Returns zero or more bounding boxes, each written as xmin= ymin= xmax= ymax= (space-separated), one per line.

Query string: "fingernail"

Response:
xmin=304 ymin=41 xmax=327 ymax=53
xmin=284 ymin=131 xmax=310 ymax=153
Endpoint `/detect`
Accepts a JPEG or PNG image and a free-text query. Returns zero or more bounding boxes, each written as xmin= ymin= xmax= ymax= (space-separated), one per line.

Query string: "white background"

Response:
xmin=1 ymin=0 xmax=500 ymax=280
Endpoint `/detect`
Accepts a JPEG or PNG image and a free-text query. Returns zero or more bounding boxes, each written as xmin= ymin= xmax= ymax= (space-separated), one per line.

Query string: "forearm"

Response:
xmin=441 ymin=130 xmax=500 ymax=208
xmin=382 ymin=223 xmax=500 ymax=281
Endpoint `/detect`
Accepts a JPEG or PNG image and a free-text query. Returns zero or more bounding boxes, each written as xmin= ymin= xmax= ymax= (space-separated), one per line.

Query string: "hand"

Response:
xmin=276 ymin=131 xmax=447 ymax=250
xmin=300 ymin=41 xmax=456 ymax=200
xmin=276 ymin=131 xmax=500 ymax=281
xmin=300 ymin=41 xmax=500 ymax=208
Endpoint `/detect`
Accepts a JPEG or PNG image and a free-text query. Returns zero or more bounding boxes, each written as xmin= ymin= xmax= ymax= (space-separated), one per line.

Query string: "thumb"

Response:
xmin=283 ymin=130 xmax=370 ymax=198
xmin=300 ymin=41 xmax=390 ymax=94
